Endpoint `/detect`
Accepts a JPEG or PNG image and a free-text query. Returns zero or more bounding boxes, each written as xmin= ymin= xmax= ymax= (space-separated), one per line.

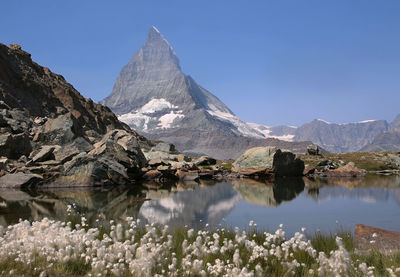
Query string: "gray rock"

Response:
xmin=307 ymin=144 xmax=319 ymax=155
xmin=95 ymin=130 xmax=146 ymax=168
xmin=30 ymin=145 xmax=59 ymax=163
xmin=0 ymin=172 xmax=43 ymax=188
xmin=0 ymin=132 xmax=32 ymax=159
xmin=152 ymin=142 xmax=176 ymax=153
xmin=53 ymin=137 xmax=94 ymax=163
xmin=33 ymin=113 xmax=82 ymax=145
xmin=59 ymin=154 xmax=129 ymax=185
xmin=194 ymin=156 xmax=217 ymax=166
xmin=317 ymin=160 xmax=339 ymax=170
xmin=144 ymin=151 xmax=178 ymax=161
xmin=0 ymin=157 xmax=8 ymax=171
xmin=232 ymin=146 xmax=304 ymax=177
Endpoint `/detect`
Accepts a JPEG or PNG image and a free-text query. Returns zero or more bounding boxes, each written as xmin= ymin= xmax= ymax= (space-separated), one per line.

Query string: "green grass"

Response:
xmin=299 ymin=151 xmax=400 ymax=171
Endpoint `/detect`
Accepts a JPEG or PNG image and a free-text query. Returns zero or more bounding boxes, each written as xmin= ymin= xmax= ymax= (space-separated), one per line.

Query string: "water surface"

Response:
xmin=1 ymin=176 xmax=399 ymax=235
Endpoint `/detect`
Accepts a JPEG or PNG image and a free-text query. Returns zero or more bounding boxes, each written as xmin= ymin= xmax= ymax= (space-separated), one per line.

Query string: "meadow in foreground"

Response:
xmin=0 ymin=214 xmax=400 ymax=277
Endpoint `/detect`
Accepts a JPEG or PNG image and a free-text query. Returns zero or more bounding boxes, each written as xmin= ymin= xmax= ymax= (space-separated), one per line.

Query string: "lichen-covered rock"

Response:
xmin=59 ymin=154 xmax=129 ymax=185
xmin=232 ymin=146 xmax=304 ymax=177
xmin=33 ymin=113 xmax=82 ymax=145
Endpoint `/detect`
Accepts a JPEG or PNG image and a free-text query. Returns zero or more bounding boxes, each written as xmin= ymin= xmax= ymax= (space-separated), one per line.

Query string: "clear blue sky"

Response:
xmin=1 ymin=0 xmax=399 ymax=126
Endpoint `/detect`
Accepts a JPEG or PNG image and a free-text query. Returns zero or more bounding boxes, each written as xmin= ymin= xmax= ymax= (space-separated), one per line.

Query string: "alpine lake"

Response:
xmin=1 ymin=175 xmax=400 ymax=235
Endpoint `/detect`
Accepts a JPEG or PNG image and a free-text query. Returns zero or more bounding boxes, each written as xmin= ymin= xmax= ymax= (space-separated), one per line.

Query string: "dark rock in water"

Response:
xmin=232 ymin=146 xmax=304 ymax=177
xmin=0 ymin=132 xmax=32 ymax=159
xmin=33 ymin=113 xmax=82 ymax=145
xmin=194 ymin=156 xmax=217 ymax=166
xmin=0 ymin=172 xmax=43 ymax=188
xmin=355 ymin=224 xmax=400 ymax=254
xmin=306 ymin=144 xmax=319 ymax=155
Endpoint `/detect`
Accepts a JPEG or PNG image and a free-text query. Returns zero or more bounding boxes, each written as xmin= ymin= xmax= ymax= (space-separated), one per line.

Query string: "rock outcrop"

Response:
xmin=0 ymin=43 xmax=152 ymax=187
xmin=232 ymin=146 xmax=304 ymax=177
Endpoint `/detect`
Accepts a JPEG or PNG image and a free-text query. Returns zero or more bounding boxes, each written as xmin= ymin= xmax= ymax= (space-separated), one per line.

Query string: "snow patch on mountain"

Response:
xmin=247 ymin=123 xmax=296 ymax=141
xmin=158 ymin=111 xmax=185 ymax=129
xmin=206 ymin=105 xmax=264 ymax=138
xmin=118 ymin=98 xmax=184 ymax=131
xmin=140 ymin=98 xmax=179 ymax=114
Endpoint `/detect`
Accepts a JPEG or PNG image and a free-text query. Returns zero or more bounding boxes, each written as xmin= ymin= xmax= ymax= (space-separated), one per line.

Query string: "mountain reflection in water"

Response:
xmin=0 ymin=176 xmax=400 ymax=233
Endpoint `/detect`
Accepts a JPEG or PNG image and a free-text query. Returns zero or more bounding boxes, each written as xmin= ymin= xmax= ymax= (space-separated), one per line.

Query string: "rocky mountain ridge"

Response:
xmin=101 ymin=27 xmax=311 ymax=159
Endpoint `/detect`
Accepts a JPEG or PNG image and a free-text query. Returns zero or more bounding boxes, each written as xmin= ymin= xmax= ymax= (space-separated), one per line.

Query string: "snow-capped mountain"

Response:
xmin=101 ymin=27 xmax=310 ymax=158
xmin=101 ymin=27 xmax=265 ymax=139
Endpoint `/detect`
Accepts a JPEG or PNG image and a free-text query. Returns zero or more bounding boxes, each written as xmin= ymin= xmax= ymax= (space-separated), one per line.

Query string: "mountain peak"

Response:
xmin=146 ymin=26 xmax=170 ymax=46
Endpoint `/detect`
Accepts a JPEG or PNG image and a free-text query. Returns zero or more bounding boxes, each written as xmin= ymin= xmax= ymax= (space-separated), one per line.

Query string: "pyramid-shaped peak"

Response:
xmin=146 ymin=26 xmax=170 ymax=45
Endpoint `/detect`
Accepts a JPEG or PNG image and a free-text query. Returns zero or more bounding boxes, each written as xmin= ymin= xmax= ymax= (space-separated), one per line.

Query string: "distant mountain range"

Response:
xmin=101 ymin=27 xmax=400 ymax=156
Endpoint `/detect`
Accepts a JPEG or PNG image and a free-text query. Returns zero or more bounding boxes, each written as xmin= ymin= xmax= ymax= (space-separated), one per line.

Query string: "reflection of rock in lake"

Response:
xmin=139 ymin=182 xmax=241 ymax=228
xmin=231 ymin=177 xmax=305 ymax=207
xmin=0 ymin=187 xmax=146 ymax=226
xmin=231 ymin=179 xmax=276 ymax=207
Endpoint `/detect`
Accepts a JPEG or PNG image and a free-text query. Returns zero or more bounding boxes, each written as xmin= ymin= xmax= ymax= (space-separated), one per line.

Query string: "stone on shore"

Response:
xmin=355 ymin=224 xmax=400 ymax=254
xmin=0 ymin=172 xmax=43 ymax=188
xmin=232 ymin=146 xmax=304 ymax=177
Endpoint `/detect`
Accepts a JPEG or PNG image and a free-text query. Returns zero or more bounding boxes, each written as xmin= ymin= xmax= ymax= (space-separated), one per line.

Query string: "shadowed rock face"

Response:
xmin=101 ymin=27 xmax=311 ymax=159
xmin=0 ymin=43 xmax=150 ymax=187
xmin=0 ymin=43 xmax=132 ymax=136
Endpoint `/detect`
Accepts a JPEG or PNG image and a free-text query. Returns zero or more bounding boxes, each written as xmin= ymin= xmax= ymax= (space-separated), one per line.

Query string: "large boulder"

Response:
xmin=194 ymin=156 xmax=217 ymax=166
xmin=0 ymin=132 xmax=32 ymax=159
xmin=355 ymin=224 xmax=400 ymax=254
xmin=33 ymin=113 xmax=82 ymax=145
xmin=306 ymin=144 xmax=319 ymax=155
xmin=58 ymin=154 xmax=129 ymax=185
xmin=95 ymin=130 xmax=146 ymax=168
xmin=232 ymin=146 xmax=304 ymax=177
xmin=0 ymin=172 xmax=43 ymax=188
xmin=151 ymin=142 xmax=176 ymax=153
xmin=53 ymin=137 xmax=94 ymax=163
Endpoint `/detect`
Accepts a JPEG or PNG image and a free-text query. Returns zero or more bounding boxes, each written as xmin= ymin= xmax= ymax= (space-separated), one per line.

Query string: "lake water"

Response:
xmin=1 ymin=176 xmax=400 ymax=235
